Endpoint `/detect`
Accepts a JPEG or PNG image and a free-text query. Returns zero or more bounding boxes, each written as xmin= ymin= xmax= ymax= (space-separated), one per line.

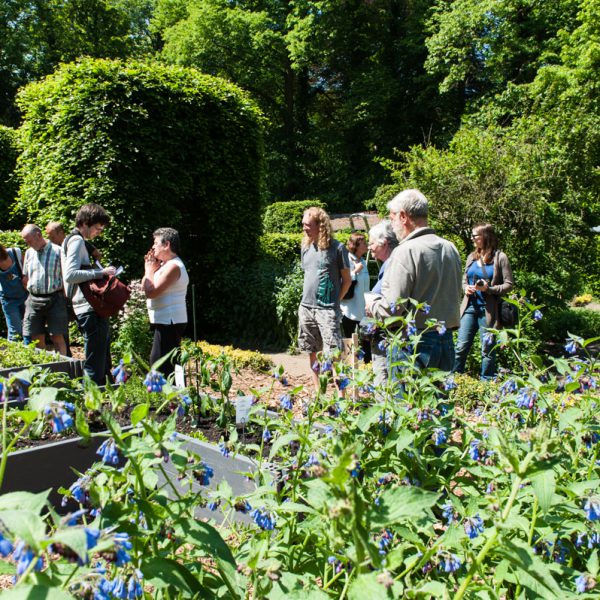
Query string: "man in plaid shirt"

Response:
xmin=21 ymin=224 xmax=68 ymax=355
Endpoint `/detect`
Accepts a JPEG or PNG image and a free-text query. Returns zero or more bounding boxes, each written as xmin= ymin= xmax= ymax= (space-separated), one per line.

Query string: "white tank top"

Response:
xmin=147 ymin=256 xmax=189 ymax=324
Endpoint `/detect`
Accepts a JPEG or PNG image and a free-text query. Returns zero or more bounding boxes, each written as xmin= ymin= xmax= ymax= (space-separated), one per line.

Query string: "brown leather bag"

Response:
xmin=80 ymin=274 xmax=131 ymax=319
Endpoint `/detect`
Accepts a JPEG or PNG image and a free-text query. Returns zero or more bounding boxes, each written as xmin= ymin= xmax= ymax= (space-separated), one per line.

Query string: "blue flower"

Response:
xmin=422 ymin=303 xmax=431 ymax=315
xmin=377 ymin=339 xmax=388 ymax=352
xmin=12 ymin=540 xmax=43 ymax=577
xmin=438 ymin=552 xmax=461 ymax=573
xmin=482 ymin=332 xmax=495 ymax=349
xmin=111 ymin=359 xmax=129 ymax=384
xmin=85 ymin=528 xmax=101 ymax=550
xmin=46 ymin=401 xmax=75 ymax=434
xmin=584 ymin=497 xmax=600 ymax=521
xmin=464 ymin=515 xmax=484 ymax=539
xmin=338 ymin=375 xmax=351 ymax=391
xmin=575 ymin=573 xmax=595 ymax=593
xmin=443 ymin=376 xmax=457 ymax=391
xmin=515 ymin=387 xmax=538 ymax=410
xmin=349 ymin=460 xmax=362 ymax=478
xmin=112 ymin=532 xmax=133 ymax=566
xmin=97 ymin=438 xmax=120 ymax=465
xmin=437 ymin=322 xmax=447 ymax=336
xmin=441 ymin=502 xmax=455 ymax=525
xmin=377 ymin=529 xmax=394 ymax=555
xmin=533 ymin=309 xmax=543 ymax=321
xmin=127 ymin=572 xmax=144 ymax=598
xmin=321 ymin=359 xmax=333 ymax=374
xmin=469 ymin=440 xmax=482 ymax=461
xmin=500 ymin=379 xmax=517 ymax=396
xmin=279 ymin=394 xmax=293 ymax=411
xmin=433 ymin=427 xmax=447 ymax=446
xmin=194 ymin=462 xmax=215 ymax=486
xmin=143 ymin=370 xmax=167 ymax=393
xmin=218 ymin=442 xmax=230 ymax=458
xmin=406 ymin=321 xmax=417 ymax=338
xmin=565 ymin=339 xmax=579 ymax=355
xmin=251 ymin=508 xmax=276 ymax=530
xmin=0 ymin=532 xmax=13 ymax=557
xmin=262 ymin=428 xmax=272 ymax=443
xmin=357 ymin=349 xmax=365 ymax=360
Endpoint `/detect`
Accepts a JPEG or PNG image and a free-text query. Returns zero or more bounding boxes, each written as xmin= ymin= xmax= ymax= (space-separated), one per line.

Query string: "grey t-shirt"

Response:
xmin=300 ymin=239 xmax=350 ymax=309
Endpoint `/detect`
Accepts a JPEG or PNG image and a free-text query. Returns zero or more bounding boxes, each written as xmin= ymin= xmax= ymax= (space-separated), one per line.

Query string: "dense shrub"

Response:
xmin=274 ymin=261 xmax=304 ymax=350
xmin=0 ymin=127 xmax=22 ymax=230
xmin=263 ymin=199 xmax=327 ymax=234
xmin=184 ymin=340 xmax=273 ymax=371
xmin=540 ymin=308 xmax=600 ymax=343
xmin=258 ymin=233 xmax=302 ymax=265
xmin=204 ymin=259 xmax=288 ymax=347
xmin=0 ymin=230 xmax=25 ymax=250
xmin=14 ymin=58 xmax=264 ymax=327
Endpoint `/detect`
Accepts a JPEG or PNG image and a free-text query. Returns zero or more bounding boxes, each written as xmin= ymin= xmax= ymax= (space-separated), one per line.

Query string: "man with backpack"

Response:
xmin=62 ymin=204 xmax=116 ymax=384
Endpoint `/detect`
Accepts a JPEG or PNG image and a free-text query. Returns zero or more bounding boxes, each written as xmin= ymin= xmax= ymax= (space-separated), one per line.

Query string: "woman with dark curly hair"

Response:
xmin=453 ymin=223 xmax=514 ymax=379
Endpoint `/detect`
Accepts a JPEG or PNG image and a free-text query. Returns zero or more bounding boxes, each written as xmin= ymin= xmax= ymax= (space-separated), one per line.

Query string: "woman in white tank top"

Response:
xmin=142 ymin=227 xmax=189 ymax=376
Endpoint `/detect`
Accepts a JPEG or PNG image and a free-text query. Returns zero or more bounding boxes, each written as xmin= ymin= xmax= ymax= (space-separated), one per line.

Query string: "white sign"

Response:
xmin=236 ymin=395 xmax=254 ymax=425
xmin=174 ymin=364 xmax=186 ymax=388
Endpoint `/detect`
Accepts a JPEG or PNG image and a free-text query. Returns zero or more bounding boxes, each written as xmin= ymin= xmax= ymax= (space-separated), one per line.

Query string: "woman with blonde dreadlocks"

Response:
xmin=298 ymin=207 xmax=351 ymax=390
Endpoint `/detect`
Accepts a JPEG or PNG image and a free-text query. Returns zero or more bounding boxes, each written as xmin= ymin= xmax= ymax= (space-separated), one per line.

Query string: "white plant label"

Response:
xmin=236 ymin=395 xmax=254 ymax=425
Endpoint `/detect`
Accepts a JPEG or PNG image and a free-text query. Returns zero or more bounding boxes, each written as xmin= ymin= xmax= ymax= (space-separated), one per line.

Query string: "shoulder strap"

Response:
xmin=9 ymin=248 xmax=23 ymax=279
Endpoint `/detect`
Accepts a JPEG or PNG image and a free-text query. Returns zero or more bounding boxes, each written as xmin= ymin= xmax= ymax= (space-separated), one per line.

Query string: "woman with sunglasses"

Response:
xmin=453 ymin=224 xmax=513 ymax=379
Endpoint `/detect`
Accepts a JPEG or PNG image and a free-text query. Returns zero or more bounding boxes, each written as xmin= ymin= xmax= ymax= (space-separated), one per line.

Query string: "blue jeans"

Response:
xmin=390 ymin=330 xmax=455 ymax=387
xmin=77 ymin=311 xmax=111 ymax=385
xmin=453 ymin=304 xmax=496 ymax=379
xmin=1 ymin=297 xmax=26 ymax=341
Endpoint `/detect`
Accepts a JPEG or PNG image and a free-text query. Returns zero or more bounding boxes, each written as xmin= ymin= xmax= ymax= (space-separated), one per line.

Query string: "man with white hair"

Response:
xmin=20 ymin=224 xmax=68 ymax=355
xmin=367 ymin=189 xmax=462 ymax=371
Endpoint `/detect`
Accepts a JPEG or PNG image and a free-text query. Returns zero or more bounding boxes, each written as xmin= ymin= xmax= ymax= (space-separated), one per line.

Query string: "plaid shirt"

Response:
xmin=24 ymin=241 xmax=64 ymax=294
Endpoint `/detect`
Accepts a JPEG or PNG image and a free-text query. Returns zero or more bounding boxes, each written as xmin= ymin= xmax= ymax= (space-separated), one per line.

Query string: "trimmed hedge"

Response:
xmin=0 ymin=230 xmax=25 ymax=250
xmin=14 ymin=59 xmax=264 ymax=321
xmin=263 ymin=199 xmax=327 ymax=234
xmin=258 ymin=231 xmax=351 ymax=266
xmin=0 ymin=126 xmax=21 ymax=230
xmin=540 ymin=308 xmax=600 ymax=343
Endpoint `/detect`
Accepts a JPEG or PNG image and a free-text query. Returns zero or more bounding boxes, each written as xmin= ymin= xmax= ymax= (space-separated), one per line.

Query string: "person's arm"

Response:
xmin=338 ymin=267 xmax=352 ymax=300
xmin=63 ymin=237 xmax=105 ymax=284
xmin=143 ymin=260 xmax=180 ymax=299
xmin=488 ymin=252 xmax=514 ymax=296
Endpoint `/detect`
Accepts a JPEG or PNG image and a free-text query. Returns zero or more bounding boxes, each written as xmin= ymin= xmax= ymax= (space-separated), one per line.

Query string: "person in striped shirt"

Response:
xmin=20 ymin=224 xmax=68 ymax=355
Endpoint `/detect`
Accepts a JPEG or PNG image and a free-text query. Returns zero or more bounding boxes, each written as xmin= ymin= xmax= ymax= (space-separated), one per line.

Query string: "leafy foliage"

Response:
xmin=0 ymin=126 xmax=21 ymax=229
xmin=14 ymin=58 xmax=264 ymax=327
xmin=263 ymin=199 xmax=327 ymax=234
xmin=184 ymin=339 xmax=273 ymax=372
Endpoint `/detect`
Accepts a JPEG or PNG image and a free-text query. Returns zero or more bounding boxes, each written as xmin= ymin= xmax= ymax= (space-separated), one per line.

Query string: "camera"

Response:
xmin=476 ymin=279 xmax=486 ymax=287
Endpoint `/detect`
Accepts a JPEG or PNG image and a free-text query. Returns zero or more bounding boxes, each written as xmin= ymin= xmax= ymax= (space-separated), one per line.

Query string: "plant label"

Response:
xmin=174 ymin=364 xmax=186 ymax=388
xmin=236 ymin=395 xmax=254 ymax=425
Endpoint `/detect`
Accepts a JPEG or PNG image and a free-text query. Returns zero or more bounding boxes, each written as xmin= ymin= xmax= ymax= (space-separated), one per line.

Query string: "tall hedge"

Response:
xmin=263 ymin=199 xmax=327 ymax=233
xmin=0 ymin=126 xmax=21 ymax=230
xmin=14 ymin=59 xmax=264 ymax=323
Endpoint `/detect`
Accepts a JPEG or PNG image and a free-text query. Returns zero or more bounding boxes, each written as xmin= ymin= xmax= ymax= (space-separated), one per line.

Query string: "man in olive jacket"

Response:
xmin=368 ymin=189 xmax=462 ymax=372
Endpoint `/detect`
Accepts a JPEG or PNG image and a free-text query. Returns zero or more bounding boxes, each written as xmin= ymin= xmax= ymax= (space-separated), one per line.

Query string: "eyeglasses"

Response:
xmin=471 ymin=234 xmax=481 ymax=239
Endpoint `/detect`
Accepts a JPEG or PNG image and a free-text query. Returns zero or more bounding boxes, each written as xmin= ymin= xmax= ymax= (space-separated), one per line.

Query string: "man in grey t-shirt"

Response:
xmin=298 ymin=207 xmax=351 ymax=389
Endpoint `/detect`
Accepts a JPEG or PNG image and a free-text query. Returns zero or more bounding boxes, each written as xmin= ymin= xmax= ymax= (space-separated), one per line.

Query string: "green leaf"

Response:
xmin=530 ymin=470 xmax=556 ymax=513
xmin=0 ymin=585 xmax=74 ymax=599
xmin=356 ymin=405 xmax=382 ymax=433
xmin=587 ymin=550 xmax=599 ymax=577
xmin=51 ymin=528 xmax=88 ymax=562
xmin=267 ymin=572 xmax=329 ymax=599
xmin=10 ymin=410 xmax=38 ymax=425
xmin=0 ymin=510 xmax=46 ymax=550
xmin=269 ymin=432 xmax=299 ymax=460
xmin=141 ymin=557 xmax=206 ymax=595
xmin=75 ymin=407 xmax=90 ymax=440
xmin=368 ymin=486 xmax=440 ymax=527
xmin=172 ymin=518 xmax=241 ymax=598
xmin=348 ymin=572 xmax=402 ymax=599
xmin=495 ymin=538 xmax=563 ymax=597
xmin=275 ymin=502 xmax=317 ymax=515
xmin=27 ymin=387 xmax=59 ymax=412
xmin=130 ymin=403 xmax=149 ymax=426
xmin=0 ymin=490 xmax=50 ymax=513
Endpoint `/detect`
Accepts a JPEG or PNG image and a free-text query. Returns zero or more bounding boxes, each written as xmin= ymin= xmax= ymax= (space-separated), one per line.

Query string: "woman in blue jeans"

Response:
xmin=453 ymin=224 xmax=513 ymax=379
xmin=0 ymin=244 xmax=28 ymax=341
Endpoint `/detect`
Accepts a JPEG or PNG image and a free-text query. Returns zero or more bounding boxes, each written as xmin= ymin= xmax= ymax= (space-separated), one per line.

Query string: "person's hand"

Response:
xmin=144 ymin=250 xmax=160 ymax=274
xmin=465 ymin=284 xmax=477 ymax=295
xmin=365 ymin=303 xmax=373 ymax=317
xmin=103 ymin=266 xmax=117 ymax=277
